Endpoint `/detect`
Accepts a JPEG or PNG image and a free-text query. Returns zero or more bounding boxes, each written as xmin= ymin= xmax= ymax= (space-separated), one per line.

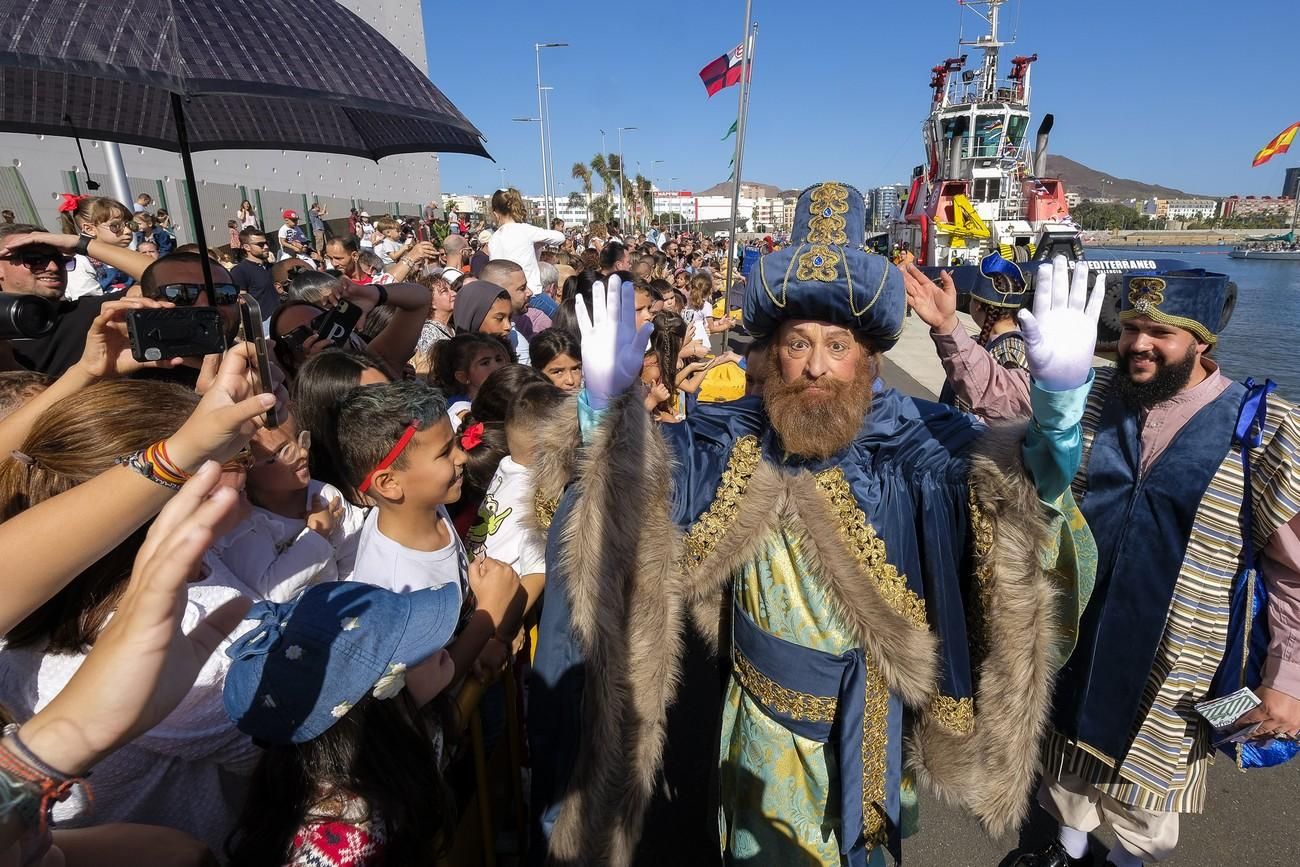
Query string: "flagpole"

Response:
xmin=723 ymin=9 xmax=756 ymax=342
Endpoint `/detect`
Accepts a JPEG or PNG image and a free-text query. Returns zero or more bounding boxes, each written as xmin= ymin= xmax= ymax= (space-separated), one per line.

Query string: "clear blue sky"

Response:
xmin=424 ymin=0 xmax=1298 ymax=199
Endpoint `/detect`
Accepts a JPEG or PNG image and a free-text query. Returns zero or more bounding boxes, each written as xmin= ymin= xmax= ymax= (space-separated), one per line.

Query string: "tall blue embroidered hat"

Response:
xmin=745 ymin=182 xmax=905 ymax=349
xmin=1120 ymin=269 xmax=1229 ymax=345
xmin=974 ymin=251 xmax=1028 ymax=308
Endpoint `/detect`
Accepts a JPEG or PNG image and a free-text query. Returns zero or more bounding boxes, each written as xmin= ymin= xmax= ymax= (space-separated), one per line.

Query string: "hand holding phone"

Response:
xmin=126 ymin=308 xmax=226 ymax=363
xmin=236 ymin=293 xmax=280 ymax=428
xmin=313 ymin=299 xmax=363 ymax=346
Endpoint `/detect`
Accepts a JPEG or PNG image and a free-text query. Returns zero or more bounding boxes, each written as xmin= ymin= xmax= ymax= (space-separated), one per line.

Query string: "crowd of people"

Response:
xmin=0 ymin=179 xmax=1293 ymax=867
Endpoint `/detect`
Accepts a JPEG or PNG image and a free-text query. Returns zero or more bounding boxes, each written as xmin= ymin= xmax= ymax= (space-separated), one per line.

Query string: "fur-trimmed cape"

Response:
xmin=526 ymin=397 xmax=1061 ymax=865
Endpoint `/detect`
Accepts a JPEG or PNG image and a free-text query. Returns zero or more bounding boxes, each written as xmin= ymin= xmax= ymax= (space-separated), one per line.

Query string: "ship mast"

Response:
xmin=960 ymin=0 xmax=1008 ymax=102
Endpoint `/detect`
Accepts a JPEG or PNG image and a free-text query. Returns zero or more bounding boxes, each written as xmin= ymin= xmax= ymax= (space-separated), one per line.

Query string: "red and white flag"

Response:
xmin=698 ymin=41 xmax=749 ymax=98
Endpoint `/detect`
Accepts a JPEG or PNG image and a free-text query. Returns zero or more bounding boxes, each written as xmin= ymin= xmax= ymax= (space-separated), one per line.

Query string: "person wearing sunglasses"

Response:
xmin=233 ymin=227 xmax=282 ymax=317
xmin=0 ymin=224 xmax=154 ymax=376
xmin=0 ymin=242 xmax=72 ymax=301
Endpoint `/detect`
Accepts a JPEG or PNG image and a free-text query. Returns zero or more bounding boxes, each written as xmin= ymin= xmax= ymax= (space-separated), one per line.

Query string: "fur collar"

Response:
xmin=907 ymin=422 xmax=1059 ymax=837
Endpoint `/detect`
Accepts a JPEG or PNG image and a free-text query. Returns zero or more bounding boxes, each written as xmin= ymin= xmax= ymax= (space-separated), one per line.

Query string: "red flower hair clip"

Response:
xmin=460 ymin=422 xmax=484 ymax=451
xmin=56 ymin=193 xmax=85 ymax=214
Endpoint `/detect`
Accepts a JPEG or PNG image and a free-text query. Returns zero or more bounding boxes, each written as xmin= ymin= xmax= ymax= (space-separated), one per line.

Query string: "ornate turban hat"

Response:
xmin=744 ymin=182 xmax=905 ymax=350
xmin=1119 ymin=269 xmax=1231 ymax=345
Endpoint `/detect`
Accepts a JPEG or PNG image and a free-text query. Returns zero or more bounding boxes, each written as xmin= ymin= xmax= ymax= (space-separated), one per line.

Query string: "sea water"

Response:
xmin=1092 ymin=246 xmax=1300 ymax=398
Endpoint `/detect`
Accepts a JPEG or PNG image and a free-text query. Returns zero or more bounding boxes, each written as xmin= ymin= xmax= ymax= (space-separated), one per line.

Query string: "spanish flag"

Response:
xmin=1252 ymin=121 xmax=1300 ymax=167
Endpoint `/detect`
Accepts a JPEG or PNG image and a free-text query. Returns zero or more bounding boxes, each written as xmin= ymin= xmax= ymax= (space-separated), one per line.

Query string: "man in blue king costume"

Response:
xmin=527 ymin=182 xmax=1105 ymax=866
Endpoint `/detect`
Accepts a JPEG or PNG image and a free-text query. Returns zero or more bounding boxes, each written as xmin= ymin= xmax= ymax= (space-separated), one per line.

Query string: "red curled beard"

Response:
xmin=762 ymin=346 xmax=876 ymax=461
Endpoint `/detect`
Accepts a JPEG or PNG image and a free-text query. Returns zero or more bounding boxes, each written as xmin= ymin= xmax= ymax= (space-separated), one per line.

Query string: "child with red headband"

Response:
xmin=336 ymin=379 xmax=522 ymax=684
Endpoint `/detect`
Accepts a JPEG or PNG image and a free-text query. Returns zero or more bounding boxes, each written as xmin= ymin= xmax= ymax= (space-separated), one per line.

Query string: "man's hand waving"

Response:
xmin=576 ymin=274 xmax=654 ymax=409
xmin=1020 ymin=256 xmax=1105 ymax=391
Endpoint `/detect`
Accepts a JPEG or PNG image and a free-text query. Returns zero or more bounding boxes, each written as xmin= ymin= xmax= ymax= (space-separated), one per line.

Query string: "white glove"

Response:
xmin=576 ymin=274 xmax=655 ymax=409
xmin=1018 ymin=256 xmax=1105 ymax=392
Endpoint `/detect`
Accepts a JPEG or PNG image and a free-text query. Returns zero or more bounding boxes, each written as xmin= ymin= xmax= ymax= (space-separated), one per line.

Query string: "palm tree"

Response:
xmin=571 ymin=162 xmax=593 ymax=224
xmin=590 ymin=153 xmax=613 ymax=198
xmin=635 ymin=174 xmax=653 ymax=230
xmin=590 ymin=153 xmax=626 ymax=229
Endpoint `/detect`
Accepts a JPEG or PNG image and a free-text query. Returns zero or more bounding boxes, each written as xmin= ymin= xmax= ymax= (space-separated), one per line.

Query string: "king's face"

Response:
xmin=775 ymin=320 xmax=863 ymax=392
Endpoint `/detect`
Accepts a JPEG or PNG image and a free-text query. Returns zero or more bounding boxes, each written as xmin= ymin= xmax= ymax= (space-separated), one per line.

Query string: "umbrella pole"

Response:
xmin=170 ymin=93 xmax=214 ymax=293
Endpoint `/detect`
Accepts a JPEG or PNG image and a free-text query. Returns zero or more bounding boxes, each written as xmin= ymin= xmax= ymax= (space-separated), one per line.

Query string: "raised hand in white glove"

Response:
xmin=576 ymin=274 xmax=655 ymax=409
xmin=1019 ymin=255 xmax=1105 ymax=391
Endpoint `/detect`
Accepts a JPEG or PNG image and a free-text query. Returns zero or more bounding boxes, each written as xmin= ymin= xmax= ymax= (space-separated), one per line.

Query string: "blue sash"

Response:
xmin=1208 ymin=378 xmax=1300 ymax=768
xmin=732 ymin=602 xmax=898 ymax=864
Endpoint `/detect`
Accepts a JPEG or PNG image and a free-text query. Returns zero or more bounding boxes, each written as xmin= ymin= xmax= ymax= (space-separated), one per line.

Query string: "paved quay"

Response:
xmin=884 ymin=313 xmax=1300 ymax=866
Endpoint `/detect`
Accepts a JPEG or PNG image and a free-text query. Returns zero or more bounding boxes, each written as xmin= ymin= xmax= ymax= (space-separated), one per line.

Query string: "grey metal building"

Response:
xmin=0 ymin=0 xmax=444 ymax=244
xmin=1284 ymin=168 xmax=1300 ymax=202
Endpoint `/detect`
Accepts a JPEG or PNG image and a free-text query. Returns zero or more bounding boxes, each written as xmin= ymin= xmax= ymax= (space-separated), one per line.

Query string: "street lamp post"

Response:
xmin=535 ymin=42 xmax=568 ymax=226
xmin=650 ymin=160 xmax=665 ymax=232
xmin=512 ymin=117 xmax=542 ymax=219
xmin=541 ymin=86 xmax=558 ymax=226
xmin=618 ymin=126 xmax=637 ymax=230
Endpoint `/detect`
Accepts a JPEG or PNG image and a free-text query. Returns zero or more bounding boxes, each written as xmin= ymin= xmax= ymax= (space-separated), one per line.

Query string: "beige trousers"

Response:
xmin=1039 ymin=772 xmax=1180 ymax=862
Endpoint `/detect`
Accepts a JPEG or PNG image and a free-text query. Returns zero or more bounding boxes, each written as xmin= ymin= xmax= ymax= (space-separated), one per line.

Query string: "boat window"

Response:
xmin=974 ymin=115 xmax=1004 ymax=158
xmin=1007 ymin=115 xmax=1029 ymax=148
xmin=972 ymin=178 xmax=1002 ymax=202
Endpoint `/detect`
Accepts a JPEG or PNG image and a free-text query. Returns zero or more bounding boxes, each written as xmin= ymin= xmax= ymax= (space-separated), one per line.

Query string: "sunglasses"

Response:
xmin=9 ymin=250 xmax=73 ymax=271
xmin=157 ymin=282 xmax=238 ymax=306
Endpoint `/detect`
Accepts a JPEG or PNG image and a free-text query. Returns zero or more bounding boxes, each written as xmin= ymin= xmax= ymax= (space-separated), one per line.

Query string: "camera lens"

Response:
xmin=0 ymin=293 xmax=57 ymax=339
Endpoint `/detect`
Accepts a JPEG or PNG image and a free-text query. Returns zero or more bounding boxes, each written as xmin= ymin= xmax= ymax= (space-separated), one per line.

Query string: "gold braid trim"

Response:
xmin=534 ymin=490 xmax=559 ymax=531
xmin=679 ymin=436 xmax=761 ymax=571
xmin=863 ymin=656 xmax=890 ymax=848
xmin=733 ymin=651 xmax=838 ymax=723
xmin=967 ymin=487 xmax=996 ymax=663
xmin=813 ymin=468 xmax=928 ymax=630
xmin=1119 ymin=306 xmax=1217 ymax=345
xmin=928 ymin=694 xmax=975 ymax=736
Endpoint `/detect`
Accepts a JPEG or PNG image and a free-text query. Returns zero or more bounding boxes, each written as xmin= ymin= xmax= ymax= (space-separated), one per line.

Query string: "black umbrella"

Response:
xmin=0 ymin=0 xmax=490 ymax=283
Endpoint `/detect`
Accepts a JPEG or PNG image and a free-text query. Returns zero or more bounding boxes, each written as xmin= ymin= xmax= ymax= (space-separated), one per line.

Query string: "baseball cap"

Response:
xmin=223 ymin=581 xmax=460 ymax=745
xmin=441 ymin=267 xmax=466 ymax=285
xmin=282 ymin=209 xmax=298 ymax=220
xmin=477 ymin=229 xmax=493 ymax=244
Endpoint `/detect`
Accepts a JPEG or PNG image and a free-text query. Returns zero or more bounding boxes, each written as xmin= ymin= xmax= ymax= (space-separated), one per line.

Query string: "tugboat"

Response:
xmin=889 ymin=0 xmax=1218 ymax=343
xmin=890 ymin=0 xmax=1080 ymax=269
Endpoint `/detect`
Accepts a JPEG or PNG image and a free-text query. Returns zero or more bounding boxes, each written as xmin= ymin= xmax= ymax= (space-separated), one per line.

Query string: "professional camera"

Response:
xmin=0 ymin=293 xmax=57 ymax=340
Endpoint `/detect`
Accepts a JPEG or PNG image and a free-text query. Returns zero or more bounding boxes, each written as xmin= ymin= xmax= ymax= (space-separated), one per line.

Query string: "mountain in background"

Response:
xmin=1043 ymin=156 xmax=1204 ymax=200
xmin=700 ymin=156 xmax=1206 ymax=204
xmin=698 ymin=180 xmax=783 ymax=197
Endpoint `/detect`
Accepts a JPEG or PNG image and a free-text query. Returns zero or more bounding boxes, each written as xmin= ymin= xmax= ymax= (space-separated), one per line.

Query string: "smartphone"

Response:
xmin=126 ymin=308 xmax=226 ymax=362
xmin=314 ymin=299 xmax=363 ymax=346
xmin=237 ymin=293 xmax=280 ymax=428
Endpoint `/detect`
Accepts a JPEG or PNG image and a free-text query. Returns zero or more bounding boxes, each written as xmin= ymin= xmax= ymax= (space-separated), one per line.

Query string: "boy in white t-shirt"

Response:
xmin=337 ymin=379 xmax=522 ymax=683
